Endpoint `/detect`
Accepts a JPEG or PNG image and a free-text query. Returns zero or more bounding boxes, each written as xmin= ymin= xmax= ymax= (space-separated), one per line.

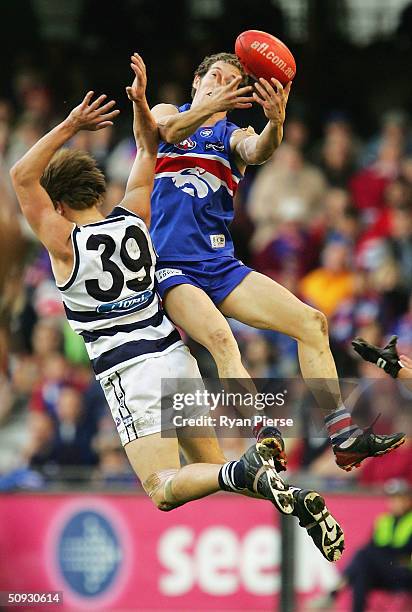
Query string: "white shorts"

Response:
xmin=100 ymin=345 xmax=206 ymax=446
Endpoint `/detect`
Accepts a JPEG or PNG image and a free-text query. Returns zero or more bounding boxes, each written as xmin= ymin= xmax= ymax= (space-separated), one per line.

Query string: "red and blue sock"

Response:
xmin=325 ymin=407 xmax=362 ymax=447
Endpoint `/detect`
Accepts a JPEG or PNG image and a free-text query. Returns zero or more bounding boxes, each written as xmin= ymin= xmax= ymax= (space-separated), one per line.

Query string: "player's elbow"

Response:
xmin=10 ymin=163 xmax=34 ymax=187
xmin=236 ymin=139 xmax=270 ymax=167
xmin=9 ymin=163 xmax=23 ymax=184
xmin=157 ymin=125 xmax=180 ymax=145
xmin=247 ymin=154 xmax=268 ymax=166
xmin=249 ymin=148 xmax=276 ymax=166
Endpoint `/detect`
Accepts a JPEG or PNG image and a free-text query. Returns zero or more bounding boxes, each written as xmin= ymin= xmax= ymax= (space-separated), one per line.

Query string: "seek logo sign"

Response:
xmin=57 ymin=510 xmax=122 ymax=598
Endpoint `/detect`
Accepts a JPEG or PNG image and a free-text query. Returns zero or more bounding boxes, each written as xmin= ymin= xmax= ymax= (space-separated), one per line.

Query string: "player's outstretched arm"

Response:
xmin=121 ymin=53 xmax=158 ymax=226
xmin=231 ymin=77 xmax=291 ymax=169
xmin=152 ymin=75 xmax=253 ymax=144
xmin=10 ymin=93 xmax=119 ymax=259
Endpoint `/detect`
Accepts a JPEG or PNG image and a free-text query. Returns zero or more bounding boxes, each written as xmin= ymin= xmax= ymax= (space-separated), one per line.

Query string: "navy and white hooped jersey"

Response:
xmin=57 ymin=206 xmax=182 ymax=379
xmin=150 ymin=103 xmax=244 ymax=262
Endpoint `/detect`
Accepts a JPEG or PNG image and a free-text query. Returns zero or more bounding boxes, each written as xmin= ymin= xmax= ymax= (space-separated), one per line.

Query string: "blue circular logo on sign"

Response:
xmin=57 ymin=510 xmax=122 ymax=597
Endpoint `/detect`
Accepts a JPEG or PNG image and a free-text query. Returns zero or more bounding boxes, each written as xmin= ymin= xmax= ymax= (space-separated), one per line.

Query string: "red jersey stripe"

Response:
xmin=155 ymin=155 xmax=238 ymax=192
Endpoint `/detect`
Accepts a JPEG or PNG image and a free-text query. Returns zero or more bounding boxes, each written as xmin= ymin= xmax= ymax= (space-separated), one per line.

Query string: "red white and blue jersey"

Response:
xmin=150 ymin=103 xmax=243 ymax=261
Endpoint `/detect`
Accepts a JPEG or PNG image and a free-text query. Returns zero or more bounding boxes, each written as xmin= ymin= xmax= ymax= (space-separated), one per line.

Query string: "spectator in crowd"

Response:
xmin=26 ymin=385 xmax=98 ymax=475
xmin=247 ymin=143 xmax=327 ymax=252
xmin=299 ymin=239 xmax=356 ymax=318
xmin=53 ymin=386 xmax=97 ymax=468
xmin=242 ymin=334 xmax=279 ymax=378
xmin=350 ymin=138 xmax=403 ymax=226
xmin=360 ymin=109 xmax=412 ymax=168
xmin=92 ymin=426 xmax=137 ymax=487
xmin=0 ymin=165 xmax=28 ymax=371
xmin=391 ymin=293 xmax=412 ymax=357
xmin=384 ymin=204 xmax=412 ymax=295
xmin=311 ymin=479 xmax=412 ymax=612
xmin=317 ymin=126 xmax=357 ymax=189
xmin=401 ymin=155 xmax=412 ymax=184
xmin=283 ymin=115 xmax=309 ymax=153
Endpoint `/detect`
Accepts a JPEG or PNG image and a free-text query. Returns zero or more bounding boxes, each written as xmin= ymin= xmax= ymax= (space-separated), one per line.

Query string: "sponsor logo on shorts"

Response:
xmin=155 ymin=268 xmax=183 ymax=283
xmin=200 ymin=128 xmax=213 ymax=138
xmin=175 ymin=137 xmax=196 ymax=150
xmin=97 ymin=291 xmax=152 ymax=314
xmin=122 ymin=415 xmax=134 ymax=427
xmin=210 ymin=234 xmax=226 ymax=249
xmin=205 ymin=141 xmax=225 ymax=152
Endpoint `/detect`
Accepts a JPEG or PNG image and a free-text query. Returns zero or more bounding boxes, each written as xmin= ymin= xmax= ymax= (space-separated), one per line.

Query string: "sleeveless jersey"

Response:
xmin=57 ymin=205 xmax=182 ymax=379
xmin=150 ymin=103 xmax=243 ymax=261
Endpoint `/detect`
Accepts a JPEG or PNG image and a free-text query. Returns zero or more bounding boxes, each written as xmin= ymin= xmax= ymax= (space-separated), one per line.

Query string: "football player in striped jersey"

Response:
xmin=9 ymin=53 xmax=345 ymax=563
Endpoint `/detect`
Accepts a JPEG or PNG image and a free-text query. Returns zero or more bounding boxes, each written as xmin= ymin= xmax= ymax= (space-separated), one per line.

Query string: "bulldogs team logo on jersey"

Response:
xmin=200 ymin=128 xmax=213 ymax=138
xmin=172 ymin=167 xmax=219 ymax=198
xmin=175 ymin=137 xmax=196 ymax=150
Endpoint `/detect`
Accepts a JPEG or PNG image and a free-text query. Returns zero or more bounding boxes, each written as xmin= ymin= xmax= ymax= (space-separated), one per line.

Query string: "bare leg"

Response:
xmin=177 ymin=425 xmax=227 ymax=464
xmin=163 ymin=283 xmax=302 ymax=467
xmin=219 ymin=271 xmax=343 ymax=415
xmin=164 ymin=284 xmax=260 ymax=412
xmin=164 ymin=284 xmax=251 ymax=381
xmin=125 ymin=431 xmax=245 ymax=510
xmin=177 ymin=425 xmax=267 ymax=501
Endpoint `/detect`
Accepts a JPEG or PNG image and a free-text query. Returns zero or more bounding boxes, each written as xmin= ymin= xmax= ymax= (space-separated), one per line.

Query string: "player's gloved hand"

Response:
xmin=352 ymin=335 xmax=402 ymax=378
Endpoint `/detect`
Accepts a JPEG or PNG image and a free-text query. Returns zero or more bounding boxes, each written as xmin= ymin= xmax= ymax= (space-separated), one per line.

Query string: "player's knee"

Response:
xmin=206 ymin=328 xmax=239 ymax=358
xmin=300 ymin=307 xmax=328 ymax=342
xmin=313 ymin=309 xmax=328 ymax=336
xmin=151 ymin=496 xmax=178 ymax=512
xmin=143 ymin=469 xmax=181 ymax=512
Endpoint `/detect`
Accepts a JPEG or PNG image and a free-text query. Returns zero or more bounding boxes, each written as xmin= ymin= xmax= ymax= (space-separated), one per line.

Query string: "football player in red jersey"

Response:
xmin=149 ymin=52 xmax=404 ymax=472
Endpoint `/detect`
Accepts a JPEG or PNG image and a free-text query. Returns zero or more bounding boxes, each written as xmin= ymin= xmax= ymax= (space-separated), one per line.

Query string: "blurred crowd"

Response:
xmin=1 ymin=27 xmax=412 ymax=491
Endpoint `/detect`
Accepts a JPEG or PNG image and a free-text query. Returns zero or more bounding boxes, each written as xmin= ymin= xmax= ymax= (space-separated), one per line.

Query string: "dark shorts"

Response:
xmin=155 ymin=257 xmax=254 ymax=305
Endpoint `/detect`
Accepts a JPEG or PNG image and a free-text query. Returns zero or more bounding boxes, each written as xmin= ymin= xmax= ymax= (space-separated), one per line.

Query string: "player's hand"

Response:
xmin=253 ymin=77 xmax=291 ymax=125
xmin=126 ymin=53 xmax=147 ymax=103
xmin=206 ymin=75 xmax=254 ymax=113
xmin=399 ymin=354 xmax=412 ymax=369
xmin=351 ymin=335 xmax=402 ymax=378
xmin=67 ymin=92 xmax=120 ymax=131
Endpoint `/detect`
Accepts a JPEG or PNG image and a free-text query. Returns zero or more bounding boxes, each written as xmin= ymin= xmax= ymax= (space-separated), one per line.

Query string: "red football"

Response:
xmin=235 ymin=30 xmax=296 ymax=86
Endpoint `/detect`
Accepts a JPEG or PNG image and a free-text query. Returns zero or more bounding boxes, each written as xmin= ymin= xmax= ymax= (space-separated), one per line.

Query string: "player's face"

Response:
xmin=193 ymin=61 xmax=242 ymax=102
